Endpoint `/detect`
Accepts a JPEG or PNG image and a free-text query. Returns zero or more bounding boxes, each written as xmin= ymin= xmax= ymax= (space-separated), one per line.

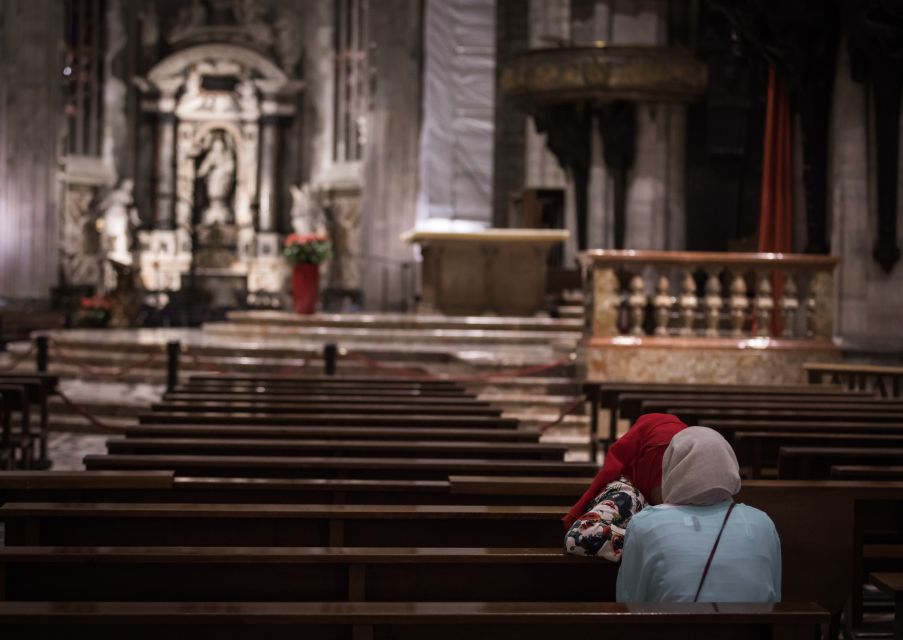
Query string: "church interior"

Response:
xmin=0 ymin=0 xmax=902 ymax=637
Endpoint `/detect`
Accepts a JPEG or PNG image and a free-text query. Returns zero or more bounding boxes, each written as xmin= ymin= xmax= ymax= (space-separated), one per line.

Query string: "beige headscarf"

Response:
xmin=662 ymin=426 xmax=741 ymax=505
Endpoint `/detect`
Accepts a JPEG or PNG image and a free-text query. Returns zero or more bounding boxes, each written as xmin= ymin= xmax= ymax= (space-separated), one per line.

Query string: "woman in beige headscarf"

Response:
xmin=616 ymin=426 xmax=782 ymax=602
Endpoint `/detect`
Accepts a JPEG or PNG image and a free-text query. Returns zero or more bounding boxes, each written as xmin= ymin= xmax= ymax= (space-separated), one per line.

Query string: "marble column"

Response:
xmin=257 ymin=112 xmax=279 ymax=233
xmin=154 ymin=111 xmax=176 ymax=229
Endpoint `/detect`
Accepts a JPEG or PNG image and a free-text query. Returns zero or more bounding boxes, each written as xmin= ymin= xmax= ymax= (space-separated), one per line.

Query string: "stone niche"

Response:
xmin=136 ymin=41 xmax=302 ymax=309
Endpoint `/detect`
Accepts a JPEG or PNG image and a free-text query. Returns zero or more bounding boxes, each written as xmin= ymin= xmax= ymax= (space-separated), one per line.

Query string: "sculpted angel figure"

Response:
xmin=98 ymin=179 xmax=140 ymax=265
xmin=290 ymin=183 xmax=328 ymax=237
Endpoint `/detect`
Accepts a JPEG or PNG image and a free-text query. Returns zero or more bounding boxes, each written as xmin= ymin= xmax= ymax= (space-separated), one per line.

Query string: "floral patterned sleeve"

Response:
xmin=564 ymin=478 xmax=646 ymax=561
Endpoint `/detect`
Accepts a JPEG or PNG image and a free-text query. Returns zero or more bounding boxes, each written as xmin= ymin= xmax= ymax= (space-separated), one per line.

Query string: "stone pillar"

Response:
xmin=257 ymin=112 xmax=279 ymax=233
xmin=360 ymin=0 xmax=423 ymax=310
xmin=0 ymin=0 xmax=63 ymax=300
xmin=154 ymin=110 xmax=176 ymax=229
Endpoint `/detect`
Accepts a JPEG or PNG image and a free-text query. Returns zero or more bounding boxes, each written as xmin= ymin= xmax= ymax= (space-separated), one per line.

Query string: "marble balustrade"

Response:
xmin=580 ymin=250 xmax=840 ymax=343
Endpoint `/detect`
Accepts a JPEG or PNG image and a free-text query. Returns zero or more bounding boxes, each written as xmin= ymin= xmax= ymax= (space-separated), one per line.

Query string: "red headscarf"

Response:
xmin=562 ymin=413 xmax=687 ymax=528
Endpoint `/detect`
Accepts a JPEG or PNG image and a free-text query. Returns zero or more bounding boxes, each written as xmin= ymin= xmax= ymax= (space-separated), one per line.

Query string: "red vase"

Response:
xmin=292 ymin=264 xmax=320 ymax=315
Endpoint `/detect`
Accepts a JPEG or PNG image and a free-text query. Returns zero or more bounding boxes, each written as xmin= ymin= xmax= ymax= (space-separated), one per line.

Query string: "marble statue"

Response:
xmin=289 ymin=184 xmax=328 ymax=236
xmin=98 ymin=179 xmax=140 ymax=265
xmin=198 ymin=133 xmax=236 ymax=225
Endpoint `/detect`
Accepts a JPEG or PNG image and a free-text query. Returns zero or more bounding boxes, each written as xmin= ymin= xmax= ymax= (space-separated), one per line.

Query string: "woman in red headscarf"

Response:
xmin=563 ymin=413 xmax=687 ymax=560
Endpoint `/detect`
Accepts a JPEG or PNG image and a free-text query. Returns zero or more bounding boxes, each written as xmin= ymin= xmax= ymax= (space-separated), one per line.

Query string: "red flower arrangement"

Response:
xmin=283 ymin=233 xmax=332 ymax=265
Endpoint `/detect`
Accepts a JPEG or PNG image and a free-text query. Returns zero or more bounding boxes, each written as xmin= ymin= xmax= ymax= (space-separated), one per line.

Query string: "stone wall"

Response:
xmin=830 ymin=46 xmax=903 ymax=352
xmin=0 ymin=0 xmax=63 ymax=302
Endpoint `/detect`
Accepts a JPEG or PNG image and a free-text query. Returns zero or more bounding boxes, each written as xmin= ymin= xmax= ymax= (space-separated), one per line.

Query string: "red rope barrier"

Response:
xmin=54 ymin=387 xmax=127 ymax=432
xmin=50 ymin=342 xmax=160 ymax=377
xmin=0 ymin=344 xmax=36 ymax=372
xmin=537 ymin=397 xmax=587 ymax=434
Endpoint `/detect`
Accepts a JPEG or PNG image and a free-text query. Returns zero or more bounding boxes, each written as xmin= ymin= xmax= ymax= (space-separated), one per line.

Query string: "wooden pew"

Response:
xmin=105 ymin=437 xmax=568 ymax=461
xmin=164 ymin=391 xmax=487 ymax=405
xmin=0 ymin=601 xmax=829 ymax=640
xmin=138 ymin=413 xmax=521 ymax=429
xmin=806 ymin=362 xmax=903 ymax=398
xmin=870 ymin=573 xmax=903 ymax=640
xmin=174 ymin=383 xmax=475 ymax=398
xmin=0 ymin=503 xmax=568 ymax=547
xmin=659 ymin=406 xmax=903 ymax=424
xmin=151 ymin=401 xmax=503 ymax=417
xmin=778 ymin=446 xmax=903 ymax=480
xmin=616 ymin=391 xmax=893 ymax=424
xmin=0 ymin=374 xmax=59 ymax=469
xmin=733 ymin=432 xmax=903 ymax=478
xmin=448 ymin=475 xmax=903 ymax=629
xmin=0 ymin=385 xmax=32 ymax=470
xmin=82 ymin=454 xmax=598 ymax=480
xmin=0 ymin=473 xmax=570 ymax=507
xmin=123 ymin=424 xmax=542 ymax=443
xmin=0 ymin=546 xmax=616 ymax=603
xmin=583 ymin=380 xmax=871 ymax=457
xmin=185 ymin=374 xmax=464 ymax=390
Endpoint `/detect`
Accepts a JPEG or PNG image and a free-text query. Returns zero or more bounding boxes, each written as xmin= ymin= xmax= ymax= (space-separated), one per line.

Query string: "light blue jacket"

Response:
xmin=616 ymin=501 xmax=781 ymax=603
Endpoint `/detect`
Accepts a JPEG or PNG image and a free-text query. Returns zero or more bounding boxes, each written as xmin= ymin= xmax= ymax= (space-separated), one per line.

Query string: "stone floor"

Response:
xmin=47 ymin=432 xmax=108 ymax=471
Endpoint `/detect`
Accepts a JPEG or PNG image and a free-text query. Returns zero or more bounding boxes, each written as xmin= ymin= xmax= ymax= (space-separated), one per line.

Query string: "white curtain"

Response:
xmin=417 ymin=0 xmax=496 ymax=229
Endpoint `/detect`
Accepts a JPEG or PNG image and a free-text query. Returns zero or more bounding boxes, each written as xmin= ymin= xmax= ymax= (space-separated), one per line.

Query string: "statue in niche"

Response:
xmin=274 ymin=9 xmax=303 ymax=72
xmin=98 ymin=179 xmax=140 ymax=265
xmin=289 ymin=184 xmax=328 ymax=237
xmin=197 ymin=132 xmax=236 ymax=226
xmin=168 ymin=0 xmax=207 ymax=43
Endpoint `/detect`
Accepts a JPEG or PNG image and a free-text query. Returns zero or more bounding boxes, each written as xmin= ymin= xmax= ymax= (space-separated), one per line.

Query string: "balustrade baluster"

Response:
xmin=704 ymin=269 xmax=722 ymax=337
xmin=729 ymin=270 xmax=749 ymax=337
xmin=593 ymin=267 xmax=622 ymax=337
xmin=678 ymin=271 xmax=697 ymax=336
xmin=628 ymin=273 xmax=646 ymax=336
xmin=781 ymin=272 xmax=799 ymax=338
xmin=653 ymin=274 xmax=672 ymax=336
xmin=754 ymin=271 xmax=773 ymax=337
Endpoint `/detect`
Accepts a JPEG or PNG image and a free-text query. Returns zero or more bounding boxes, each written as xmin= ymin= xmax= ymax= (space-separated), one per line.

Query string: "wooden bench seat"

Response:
xmin=105 ymin=437 xmax=568 ymax=461
xmin=617 ymin=392 xmax=895 ymax=423
xmin=164 ymin=392 xmax=487 ymax=405
xmin=832 ymin=465 xmax=903 ymax=480
xmin=176 ymin=384 xmax=475 ymax=398
xmin=123 ymin=424 xmax=541 ymax=443
xmin=82 ymin=454 xmax=597 ymax=480
xmin=778 ymin=446 xmax=903 ymax=479
xmin=0 ymin=546 xmax=616 ymax=603
xmin=139 ymin=413 xmax=521 ymax=429
xmin=0 ymin=601 xmax=829 ymax=640
xmin=0 ymin=473 xmax=570 ymax=507
xmin=0 ymin=502 xmax=567 ymax=547
xmin=151 ymin=401 xmax=503 ymax=417
xmin=663 ymin=406 xmax=903 ymax=424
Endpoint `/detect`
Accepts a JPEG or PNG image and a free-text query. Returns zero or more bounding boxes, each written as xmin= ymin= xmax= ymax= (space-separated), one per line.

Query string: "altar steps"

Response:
xmin=0 ymin=311 xmax=592 ymax=461
xmin=224 ymin=310 xmax=583 ymax=333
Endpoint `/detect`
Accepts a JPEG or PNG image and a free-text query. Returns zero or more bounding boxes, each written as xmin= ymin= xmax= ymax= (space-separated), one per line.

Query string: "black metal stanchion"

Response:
xmin=35 ymin=335 xmax=49 ymax=373
xmin=323 ymin=343 xmax=337 ymax=376
xmin=166 ymin=341 xmax=181 ymax=393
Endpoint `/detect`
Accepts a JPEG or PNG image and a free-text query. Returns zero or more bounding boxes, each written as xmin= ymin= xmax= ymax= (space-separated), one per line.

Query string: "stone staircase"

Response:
xmin=1 ymin=310 xmax=593 ymax=461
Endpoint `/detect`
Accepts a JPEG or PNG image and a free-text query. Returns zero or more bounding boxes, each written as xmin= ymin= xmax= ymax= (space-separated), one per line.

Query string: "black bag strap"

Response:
xmin=693 ymin=501 xmax=736 ymax=602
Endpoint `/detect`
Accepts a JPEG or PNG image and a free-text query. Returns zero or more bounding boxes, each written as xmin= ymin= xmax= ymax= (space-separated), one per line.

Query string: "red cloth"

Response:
xmin=562 ymin=413 xmax=688 ymax=528
xmin=758 ymin=66 xmax=794 ymax=335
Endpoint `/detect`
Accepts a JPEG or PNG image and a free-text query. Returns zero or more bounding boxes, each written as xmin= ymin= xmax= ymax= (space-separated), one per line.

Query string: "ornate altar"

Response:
xmin=134 ymin=9 xmax=303 ymax=310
